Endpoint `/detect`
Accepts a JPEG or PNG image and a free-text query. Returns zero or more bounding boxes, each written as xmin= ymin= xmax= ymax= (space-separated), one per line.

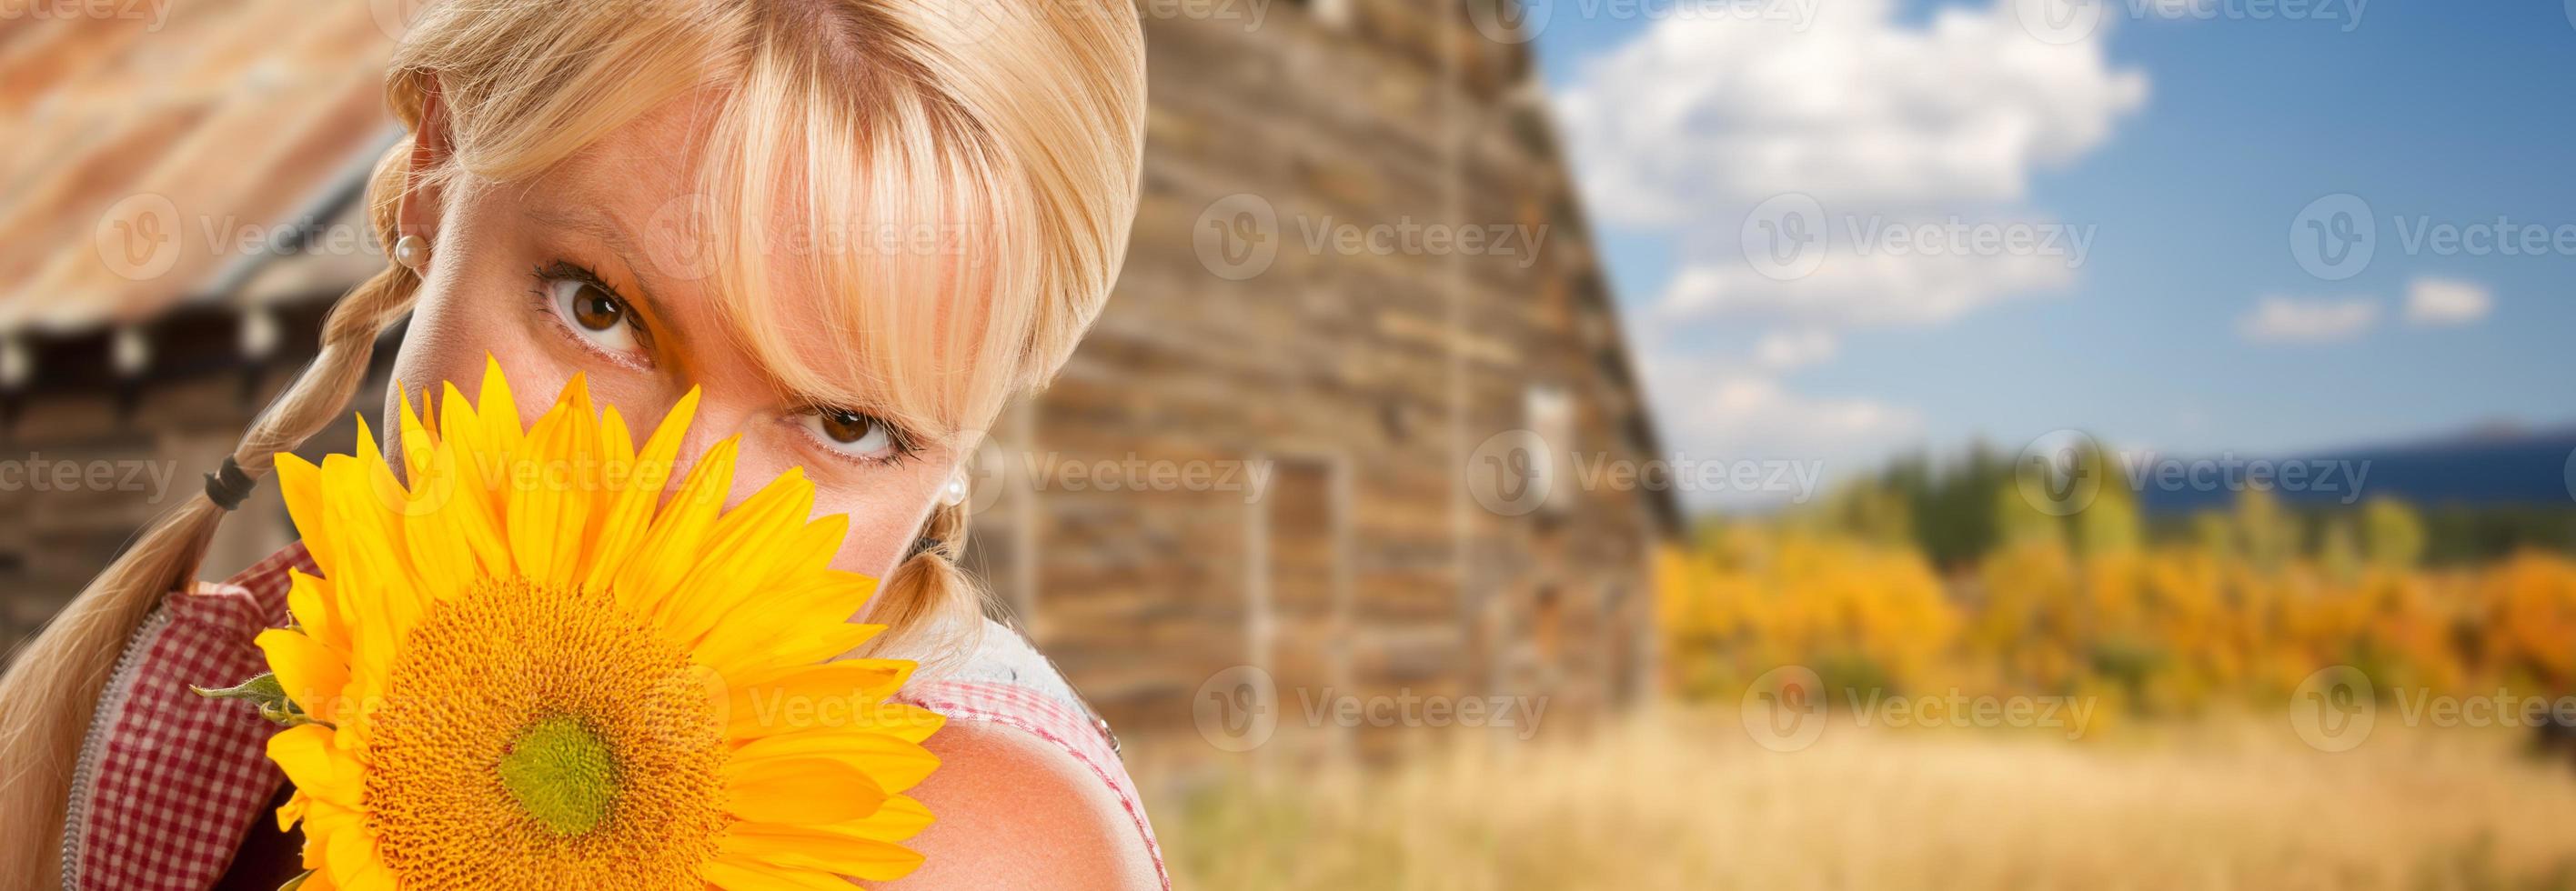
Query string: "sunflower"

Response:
xmin=244 ymin=358 xmax=942 ymax=890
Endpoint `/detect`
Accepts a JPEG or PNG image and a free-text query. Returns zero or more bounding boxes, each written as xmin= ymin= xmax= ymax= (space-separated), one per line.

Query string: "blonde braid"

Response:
xmin=0 ymin=133 xmax=425 ymax=888
xmin=857 ymin=499 xmax=986 ymax=677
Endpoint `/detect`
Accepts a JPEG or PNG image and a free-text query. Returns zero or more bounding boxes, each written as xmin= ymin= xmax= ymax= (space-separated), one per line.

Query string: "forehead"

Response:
xmin=478 ymin=82 xmax=1019 ymax=446
xmin=506 ymin=98 xmax=897 ymax=397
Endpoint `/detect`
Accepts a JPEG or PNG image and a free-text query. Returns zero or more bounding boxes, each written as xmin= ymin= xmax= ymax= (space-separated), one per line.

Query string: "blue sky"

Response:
xmin=1530 ymin=0 xmax=2576 ymax=504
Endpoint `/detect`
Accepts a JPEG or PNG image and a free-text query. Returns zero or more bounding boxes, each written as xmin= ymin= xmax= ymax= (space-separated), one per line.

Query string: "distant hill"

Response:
xmin=2134 ymin=423 xmax=2576 ymax=514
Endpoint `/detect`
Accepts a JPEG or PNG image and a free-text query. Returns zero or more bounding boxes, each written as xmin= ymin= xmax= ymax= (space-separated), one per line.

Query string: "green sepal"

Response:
xmin=190 ymin=672 xmax=313 ymax=727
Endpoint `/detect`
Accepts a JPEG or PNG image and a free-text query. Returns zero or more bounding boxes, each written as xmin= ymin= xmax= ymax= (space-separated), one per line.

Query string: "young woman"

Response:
xmin=0 ymin=0 xmax=1158 ymax=887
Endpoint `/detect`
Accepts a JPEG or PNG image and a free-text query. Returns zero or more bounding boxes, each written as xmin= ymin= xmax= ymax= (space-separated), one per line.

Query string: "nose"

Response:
xmin=654 ymin=391 xmax=780 ymax=514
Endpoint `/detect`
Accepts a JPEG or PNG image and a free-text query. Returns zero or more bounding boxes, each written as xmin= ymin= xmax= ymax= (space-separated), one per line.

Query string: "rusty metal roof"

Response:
xmin=0 ymin=0 xmax=402 ymax=337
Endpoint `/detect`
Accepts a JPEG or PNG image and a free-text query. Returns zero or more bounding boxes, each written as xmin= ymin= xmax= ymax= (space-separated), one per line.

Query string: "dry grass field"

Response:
xmin=1145 ymin=710 xmax=2576 ymax=891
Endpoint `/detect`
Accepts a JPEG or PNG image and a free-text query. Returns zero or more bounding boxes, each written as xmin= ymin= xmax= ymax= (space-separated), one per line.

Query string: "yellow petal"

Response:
xmin=551 ymin=374 xmax=604 ymax=586
xmin=730 ymin=728 xmax=940 ymax=794
xmin=317 ymin=454 xmax=420 ymax=679
xmin=721 ymin=756 xmax=887 ymax=825
xmin=690 ymin=562 xmax=875 ymax=671
xmin=395 ymin=458 xmax=477 ymax=606
xmin=284 ymin=570 xmax=346 ymax=655
xmin=257 ymin=628 xmax=349 ymax=721
xmin=396 ymin=383 xmax=438 ymax=486
xmin=616 ymin=436 xmax=739 ymax=616
xmin=660 ymin=469 xmax=817 ymax=645
xmin=276 ymin=454 xmax=339 ymax=584
xmin=267 ymin=724 xmax=353 ymax=802
xmin=505 ymin=405 xmax=576 ymax=586
xmin=750 ymin=621 xmax=888 ymax=672
xmin=826 ymin=794 xmax=935 ymax=843
xmin=583 ymin=387 xmax=699 ymax=592
xmin=275 ymin=789 xmax=311 ymax=832
xmin=724 ymin=660 xmax=916 ymax=740
xmin=719 ymin=825 xmax=926 ymax=881
xmin=475 ymin=353 xmax=522 ymax=456
xmin=700 ymin=856 xmax=867 ymax=891
xmin=302 ymin=802 xmax=364 ymax=869
xmin=428 ymin=425 xmax=516 ymax=579
xmin=323 ymin=825 xmax=382 ymax=889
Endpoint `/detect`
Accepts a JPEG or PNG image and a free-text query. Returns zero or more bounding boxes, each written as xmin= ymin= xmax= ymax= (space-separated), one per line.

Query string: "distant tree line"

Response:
xmin=1780 ymin=442 xmax=2576 ymax=573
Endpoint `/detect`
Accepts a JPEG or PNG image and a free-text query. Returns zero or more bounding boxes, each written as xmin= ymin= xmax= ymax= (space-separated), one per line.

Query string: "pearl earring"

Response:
xmin=393 ymin=235 xmax=429 ymax=270
xmin=941 ymin=472 xmax=969 ymax=507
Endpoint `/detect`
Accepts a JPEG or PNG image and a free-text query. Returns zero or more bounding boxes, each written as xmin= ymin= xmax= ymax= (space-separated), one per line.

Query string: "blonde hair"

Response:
xmin=0 ymin=0 xmax=1143 ymax=879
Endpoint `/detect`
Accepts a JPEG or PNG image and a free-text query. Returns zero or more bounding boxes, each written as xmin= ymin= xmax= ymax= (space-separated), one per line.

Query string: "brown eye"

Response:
xmin=800 ymin=407 xmax=898 ymax=460
xmin=540 ymin=276 xmax=643 ymax=355
xmin=569 ymin=285 xmax=624 ymax=332
xmin=816 ymin=409 xmax=874 ymax=444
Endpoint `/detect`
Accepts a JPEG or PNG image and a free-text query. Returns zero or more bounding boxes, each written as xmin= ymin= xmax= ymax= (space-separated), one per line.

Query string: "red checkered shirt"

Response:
xmin=58 ymin=543 xmax=1168 ymax=890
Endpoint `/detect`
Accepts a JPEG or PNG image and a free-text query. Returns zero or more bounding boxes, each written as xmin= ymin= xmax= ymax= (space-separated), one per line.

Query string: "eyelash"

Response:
xmin=793 ymin=405 xmax=921 ymax=468
xmin=527 ymin=259 xmax=920 ymax=469
xmin=528 ymin=261 xmax=654 ymax=367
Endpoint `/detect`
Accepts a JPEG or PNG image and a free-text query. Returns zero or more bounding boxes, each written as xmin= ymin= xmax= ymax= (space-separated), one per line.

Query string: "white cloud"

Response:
xmin=1555 ymin=0 xmax=2149 ymax=222
xmin=1638 ymin=347 xmax=1920 ymax=507
xmin=1555 ymin=0 xmax=2141 ymax=332
xmin=2237 ymin=295 xmax=2379 ymax=344
xmin=2403 ymin=276 xmax=2492 ymax=325
xmin=1548 ymin=0 xmax=2148 ymax=501
xmin=1688 ymin=375 xmax=1917 ymax=446
xmin=1752 ymin=329 xmax=1839 ymax=370
xmin=1662 ymin=238 xmax=2078 ymax=327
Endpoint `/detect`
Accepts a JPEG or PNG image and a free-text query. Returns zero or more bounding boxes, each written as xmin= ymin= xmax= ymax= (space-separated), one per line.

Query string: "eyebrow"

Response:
xmin=523 ymin=204 xmax=688 ymax=353
xmin=525 ymin=203 xmax=939 ymax=443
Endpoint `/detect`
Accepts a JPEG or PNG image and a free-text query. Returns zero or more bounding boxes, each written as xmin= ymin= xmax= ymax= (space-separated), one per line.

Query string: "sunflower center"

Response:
xmin=498 ymin=715 xmax=619 ymax=835
xmin=366 ymin=578 xmax=728 ymax=888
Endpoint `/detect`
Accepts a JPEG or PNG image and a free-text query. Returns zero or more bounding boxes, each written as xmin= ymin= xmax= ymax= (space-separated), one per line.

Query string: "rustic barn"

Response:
xmin=0 ymin=0 xmax=1677 ymax=760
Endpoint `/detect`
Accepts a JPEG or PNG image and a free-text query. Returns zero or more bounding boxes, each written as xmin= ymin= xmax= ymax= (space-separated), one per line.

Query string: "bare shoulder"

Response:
xmin=870 ymin=717 xmax=1162 ymax=891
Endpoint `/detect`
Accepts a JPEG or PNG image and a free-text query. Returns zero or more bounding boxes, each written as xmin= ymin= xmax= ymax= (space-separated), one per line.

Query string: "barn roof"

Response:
xmin=0 ymin=0 xmax=401 ymax=341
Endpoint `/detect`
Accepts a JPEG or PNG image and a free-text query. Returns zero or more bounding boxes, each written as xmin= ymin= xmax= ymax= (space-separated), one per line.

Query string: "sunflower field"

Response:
xmin=1657 ymin=480 xmax=2576 ymax=718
